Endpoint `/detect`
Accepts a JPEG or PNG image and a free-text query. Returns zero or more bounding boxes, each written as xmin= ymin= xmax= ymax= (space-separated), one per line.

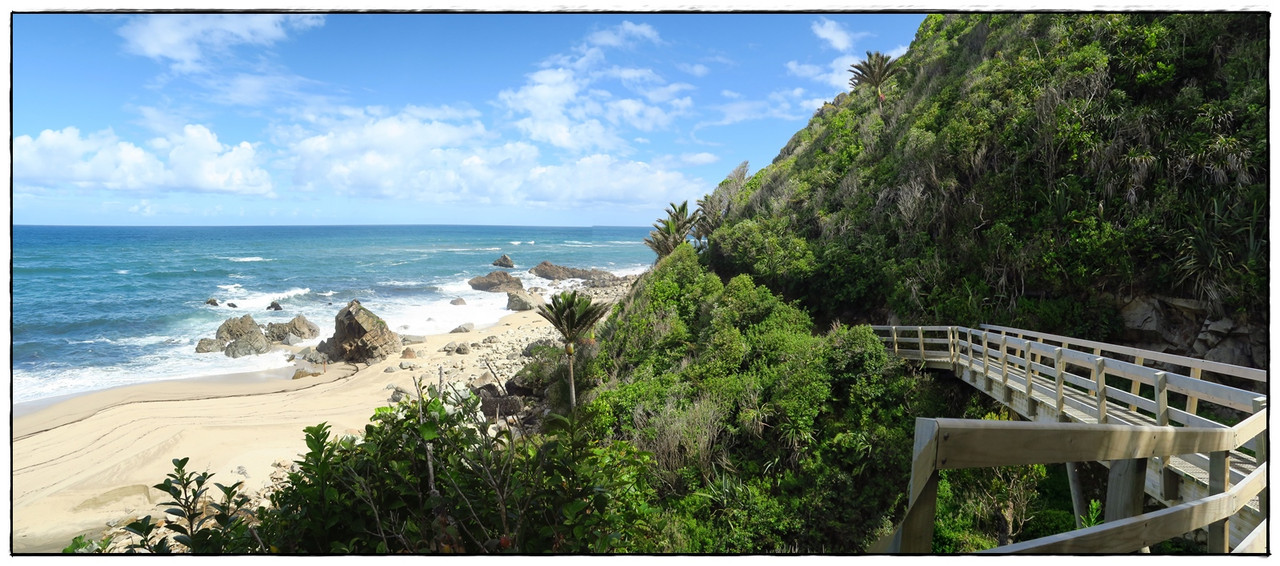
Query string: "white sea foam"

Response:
xmin=318 ymin=291 xmax=337 ymax=297
xmin=220 ymin=256 xmax=272 ymax=262
xmin=114 ymin=269 xmax=130 ymax=275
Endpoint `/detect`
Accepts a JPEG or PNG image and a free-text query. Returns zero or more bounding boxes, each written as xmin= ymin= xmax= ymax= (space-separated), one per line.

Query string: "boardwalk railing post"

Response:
xmin=1093 ymin=357 xmax=1108 ymax=424
xmin=900 ymin=419 xmax=940 ymax=553
xmin=1128 ymin=356 xmax=1145 ymax=412
xmin=892 ymin=326 xmax=900 ymax=357
xmin=918 ymin=327 xmax=926 ymax=361
xmin=982 ymin=332 xmax=992 ymax=392
xmin=1252 ymin=397 xmax=1267 ymax=519
xmin=950 ymin=326 xmax=958 ymax=373
xmin=1000 ymin=335 xmax=1010 ymax=396
xmin=1207 ymin=450 xmax=1230 ymax=552
xmin=1054 ymin=348 xmax=1066 ymax=416
xmin=1024 ymin=340 xmax=1035 ymax=415
xmin=1187 ymin=367 xmax=1202 ymax=417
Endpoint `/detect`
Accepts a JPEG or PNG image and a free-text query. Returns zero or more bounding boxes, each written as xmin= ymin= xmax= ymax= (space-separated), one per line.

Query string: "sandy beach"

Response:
xmin=10 ymin=303 xmax=577 ymax=553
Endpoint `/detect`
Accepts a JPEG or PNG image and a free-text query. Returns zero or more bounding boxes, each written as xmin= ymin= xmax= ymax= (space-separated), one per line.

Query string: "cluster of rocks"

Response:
xmin=195 ymin=314 xmax=320 ymax=358
xmin=292 ymin=300 xmax=404 ymax=366
xmin=461 ymin=259 xmax=640 ymax=315
xmin=203 ymin=298 xmax=286 ymax=310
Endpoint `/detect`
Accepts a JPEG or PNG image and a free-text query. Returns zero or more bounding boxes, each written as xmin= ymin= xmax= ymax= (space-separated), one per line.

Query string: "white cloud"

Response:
xmin=15 ymin=127 xmax=167 ymax=190
xmin=677 ymin=62 xmax=710 ymax=77
xmin=586 ymin=21 xmax=661 ymax=48
xmin=811 ymin=17 xmax=854 ymax=52
xmin=129 ymin=199 xmax=156 ymax=216
xmin=525 ymin=154 xmax=700 ymax=206
xmin=788 ymin=54 xmax=862 ymax=91
xmin=160 ymin=125 xmax=274 ymax=195
xmin=13 ymin=125 xmax=274 ymax=196
xmin=681 ymin=152 xmax=719 ymax=166
xmin=118 ymin=14 xmax=323 ymax=73
xmin=888 ymin=44 xmax=910 ymax=58
xmin=721 ymin=90 xmax=742 ymax=99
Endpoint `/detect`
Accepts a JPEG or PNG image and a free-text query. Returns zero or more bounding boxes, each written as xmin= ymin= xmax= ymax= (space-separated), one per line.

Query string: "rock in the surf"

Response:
xmin=265 ymin=315 xmax=320 ymax=343
xmin=267 ymin=300 xmax=283 ymax=311
xmin=317 ymin=300 xmax=401 ymax=364
xmin=467 ymin=271 xmax=523 ymax=293
xmin=493 ymin=254 xmax=515 ymax=268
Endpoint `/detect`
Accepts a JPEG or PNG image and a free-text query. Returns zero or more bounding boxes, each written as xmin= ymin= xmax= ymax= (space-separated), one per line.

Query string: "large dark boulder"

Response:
xmin=215 ymin=315 xmax=262 ymax=349
xmin=481 ymin=396 xmax=523 ymax=418
xmin=225 ymin=331 xmax=270 ymax=358
xmin=267 ymin=300 xmax=283 ymax=311
xmin=265 ymin=315 xmax=321 ymax=343
xmin=318 ymin=300 xmax=402 ymax=364
xmin=493 ymin=254 xmax=515 ymax=268
xmin=528 ymin=261 xmax=618 ymax=283
xmin=467 ymin=271 xmax=524 ymax=293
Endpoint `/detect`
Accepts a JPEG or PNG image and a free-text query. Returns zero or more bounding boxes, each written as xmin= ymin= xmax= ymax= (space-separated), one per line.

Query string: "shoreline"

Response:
xmin=9 ymin=279 xmax=630 ymax=553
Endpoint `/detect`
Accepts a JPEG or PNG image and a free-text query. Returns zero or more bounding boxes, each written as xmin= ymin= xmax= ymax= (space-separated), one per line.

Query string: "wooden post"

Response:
xmin=1093 ymin=357 xmax=1108 ymax=424
xmin=950 ymin=327 xmax=958 ymax=373
xmin=1154 ymin=372 xmax=1168 ymax=426
xmin=901 ymin=419 xmax=940 ymax=553
xmin=1024 ymin=341 xmax=1036 ymax=415
xmin=918 ymin=326 xmax=926 ymax=361
xmin=1105 ymin=457 xmax=1150 ymax=553
xmin=1207 ymin=450 xmax=1230 ymax=552
xmin=1065 ymin=462 xmax=1088 ymax=529
xmin=982 ymin=332 xmax=992 ymax=392
xmin=1252 ymin=397 xmax=1267 ymax=519
xmin=892 ymin=326 xmax=900 ymax=357
xmin=1000 ymin=335 xmax=1010 ymax=388
xmin=1054 ymin=348 xmax=1065 ymax=416
xmin=1128 ymin=356 xmax=1145 ymax=412
xmin=1186 ymin=367 xmax=1202 ymax=416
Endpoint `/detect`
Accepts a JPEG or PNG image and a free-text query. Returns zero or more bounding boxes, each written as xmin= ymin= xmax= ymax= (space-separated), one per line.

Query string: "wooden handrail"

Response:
xmin=979 ymin=323 xmax=1267 ymax=384
xmin=988 ymin=464 xmax=1267 ymax=554
xmin=867 ymin=323 xmax=1267 ymax=554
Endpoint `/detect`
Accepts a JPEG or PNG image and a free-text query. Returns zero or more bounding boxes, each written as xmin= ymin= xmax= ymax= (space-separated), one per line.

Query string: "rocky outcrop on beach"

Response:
xmin=450 ymin=298 xmax=467 ymax=305
xmin=492 ymin=254 xmax=515 ymax=268
xmin=318 ymin=300 xmax=401 ymax=364
xmin=467 ymin=271 xmax=524 ymax=293
xmin=265 ymin=315 xmax=321 ymax=344
xmin=528 ymin=261 xmax=619 ymax=283
xmin=267 ymin=301 xmax=283 ymax=311
xmin=506 ymin=290 xmax=544 ymax=312
xmin=209 ymin=315 xmax=272 ymax=358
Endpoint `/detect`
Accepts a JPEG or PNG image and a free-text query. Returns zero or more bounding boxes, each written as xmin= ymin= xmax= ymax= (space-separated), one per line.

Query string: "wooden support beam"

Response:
xmin=1155 ymin=372 xmax=1169 ymax=426
xmin=1105 ymin=458 xmax=1149 ymax=523
xmin=982 ymin=332 xmax=992 ymax=392
xmin=901 ymin=418 xmax=940 ymax=553
xmin=892 ymin=326 xmax=900 ymax=356
xmin=1066 ymin=462 xmax=1088 ymax=529
xmin=1207 ymin=450 xmax=1230 ymax=552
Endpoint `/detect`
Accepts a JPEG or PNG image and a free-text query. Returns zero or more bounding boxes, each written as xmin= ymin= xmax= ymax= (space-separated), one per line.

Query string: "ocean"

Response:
xmin=10 ymin=224 xmax=653 ymax=405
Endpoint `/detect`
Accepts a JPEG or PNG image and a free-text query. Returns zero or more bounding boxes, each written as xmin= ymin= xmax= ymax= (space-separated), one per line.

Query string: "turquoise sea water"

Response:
xmin=11 ymin=224 xmax=652 ymax=404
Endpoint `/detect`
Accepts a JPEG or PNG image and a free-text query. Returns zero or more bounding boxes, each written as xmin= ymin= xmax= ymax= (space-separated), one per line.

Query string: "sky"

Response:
xmin=10 ymin=12 xmax=926 ymax=227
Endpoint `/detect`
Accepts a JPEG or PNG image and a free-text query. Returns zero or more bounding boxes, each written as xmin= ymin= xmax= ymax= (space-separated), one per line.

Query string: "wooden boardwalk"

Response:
xmin=871 ymin=324 xmax=1267 ymax=553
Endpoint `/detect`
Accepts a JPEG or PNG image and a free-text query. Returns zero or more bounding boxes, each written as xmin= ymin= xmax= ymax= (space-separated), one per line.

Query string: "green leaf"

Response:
xmin=562 ymin=499 xmax=589 ymax=520
xmin=418 ymin=422 xmax=439 ymax=441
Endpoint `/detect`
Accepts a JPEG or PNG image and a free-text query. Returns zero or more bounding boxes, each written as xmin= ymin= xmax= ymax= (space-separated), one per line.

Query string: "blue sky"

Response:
xmin=12 ymin=13 xmax=926 ymax=227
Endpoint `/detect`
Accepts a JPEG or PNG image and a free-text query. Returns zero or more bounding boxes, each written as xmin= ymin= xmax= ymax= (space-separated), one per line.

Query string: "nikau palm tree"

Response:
xmin=848 ymin=50 xmax=899 ymax=112
xmin=643 ymin=201 xmax=700 ymax=260
xmin=536 ymin=290 xmax=610 ymax=411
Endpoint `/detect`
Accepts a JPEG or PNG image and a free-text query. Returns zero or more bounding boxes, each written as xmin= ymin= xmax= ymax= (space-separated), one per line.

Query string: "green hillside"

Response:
xmin=705 ymin=13 xmax=1268 ymax=339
